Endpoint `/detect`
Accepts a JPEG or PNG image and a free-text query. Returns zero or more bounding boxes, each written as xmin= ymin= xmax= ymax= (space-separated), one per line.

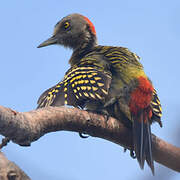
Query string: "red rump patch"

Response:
xmin=129 ymin=76 xmax=153 ymax=115
xmin=82 ymin=16 xmax=96 ymax=35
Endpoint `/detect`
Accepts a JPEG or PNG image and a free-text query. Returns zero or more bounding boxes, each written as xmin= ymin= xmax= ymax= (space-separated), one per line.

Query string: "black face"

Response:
xmin=38 ymin=14 xmax=97 ymax=50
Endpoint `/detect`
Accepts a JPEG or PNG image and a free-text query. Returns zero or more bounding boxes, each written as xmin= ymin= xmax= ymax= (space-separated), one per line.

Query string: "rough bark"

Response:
xmin=0 ymin=105 xmax=179 ymax=173
xmin=0 ymin=151 xmax=31 ymax=180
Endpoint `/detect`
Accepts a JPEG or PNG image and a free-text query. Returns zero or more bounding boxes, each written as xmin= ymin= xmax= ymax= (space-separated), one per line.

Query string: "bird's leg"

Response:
xmin=86 ymin=108 xmax=110 ymax=122
xmin=104 ymin=97 xmax=117 ymax=108
xmin=78 ymin=108 xmax=110 ymax=138
xmin=85 ymin=100 xmax=111 ymax=122
xmin=104 ymin=94 xmax=124 ymax=108
xmin=76 ymin=105 xmax=110 ymax=138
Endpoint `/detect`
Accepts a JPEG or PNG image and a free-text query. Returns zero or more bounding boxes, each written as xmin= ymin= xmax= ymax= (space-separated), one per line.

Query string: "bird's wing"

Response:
xmin=37 ymin=65 xmax=112 ymax=109
xmin=97 ymin=46 xmax=143 ymax=68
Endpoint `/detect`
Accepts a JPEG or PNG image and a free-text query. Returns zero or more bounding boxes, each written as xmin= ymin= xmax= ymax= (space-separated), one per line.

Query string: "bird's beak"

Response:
xmin=37 ymin=36 xmax=58 ymax=48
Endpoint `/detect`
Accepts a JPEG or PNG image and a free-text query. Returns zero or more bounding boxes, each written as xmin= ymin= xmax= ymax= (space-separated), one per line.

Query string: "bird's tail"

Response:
xmin=133 ymin=109 xmax=154 ymax=175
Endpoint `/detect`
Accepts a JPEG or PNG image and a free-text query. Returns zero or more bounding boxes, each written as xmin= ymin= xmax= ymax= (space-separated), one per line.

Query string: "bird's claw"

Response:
xmin=124 ymin=148 xmax=136 ymax=159
xmin=130 ymin=150 xmax=136 ymax=159
xmin=79 ymin=132 xmax=89 ymax=138
xmin=86 ymin=109 xmax=110 ymax=123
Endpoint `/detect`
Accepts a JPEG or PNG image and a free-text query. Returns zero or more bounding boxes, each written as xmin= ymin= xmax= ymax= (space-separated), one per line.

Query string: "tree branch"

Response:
xmin=0 ymin=105 xmax=179 ymax=172
xmin=0 ymin=151 xmax=31 ymax=180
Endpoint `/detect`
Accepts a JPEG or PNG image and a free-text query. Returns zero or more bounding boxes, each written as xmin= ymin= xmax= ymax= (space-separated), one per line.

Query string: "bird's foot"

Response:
xmin=87 ymin=109 xmax=111 ymax=123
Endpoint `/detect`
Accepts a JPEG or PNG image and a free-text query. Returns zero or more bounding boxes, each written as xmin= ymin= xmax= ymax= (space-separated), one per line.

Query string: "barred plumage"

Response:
xmin=38 ymin=45 xmax=147 ymax=109
xmin=150 ymin=89 xmax=162 ymax=127
xmin=37 ymin=13 xmax=162 ymax=174
xmin=37 ymin=56 xmax=112 ymax=108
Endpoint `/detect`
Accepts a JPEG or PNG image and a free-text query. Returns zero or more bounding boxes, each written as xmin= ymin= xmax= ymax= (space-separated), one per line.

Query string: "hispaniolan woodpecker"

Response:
xmin=37 ymin=13 xmax=162 ymax=174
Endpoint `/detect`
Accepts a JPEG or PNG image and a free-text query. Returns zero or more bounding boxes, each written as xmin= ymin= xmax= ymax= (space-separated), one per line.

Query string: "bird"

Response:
xmin=37 ymin=13 xmax=162 ymax=174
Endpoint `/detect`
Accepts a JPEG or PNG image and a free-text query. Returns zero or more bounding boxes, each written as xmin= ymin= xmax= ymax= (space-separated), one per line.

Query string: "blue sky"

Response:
xmin=0 ymin=0 xmax=179 ymax=179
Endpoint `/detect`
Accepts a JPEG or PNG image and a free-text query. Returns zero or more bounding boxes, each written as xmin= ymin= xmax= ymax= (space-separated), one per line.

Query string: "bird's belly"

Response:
xmin=108 ymin=78 xmax=126 ymax=99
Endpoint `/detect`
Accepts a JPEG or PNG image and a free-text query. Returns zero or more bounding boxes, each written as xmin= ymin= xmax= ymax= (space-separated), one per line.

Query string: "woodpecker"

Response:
xmin=37 ymin=13 xmax=162 ymax=174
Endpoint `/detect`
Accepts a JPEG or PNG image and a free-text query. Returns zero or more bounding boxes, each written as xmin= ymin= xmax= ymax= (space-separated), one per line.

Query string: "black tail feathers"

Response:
xmin=133 ymin=111 xmax=154 ymax=175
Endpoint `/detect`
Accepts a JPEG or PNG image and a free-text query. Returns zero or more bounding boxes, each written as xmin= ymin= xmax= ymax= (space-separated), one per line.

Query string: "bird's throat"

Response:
xmin=69 ymin=41 xmax=97 ymax=66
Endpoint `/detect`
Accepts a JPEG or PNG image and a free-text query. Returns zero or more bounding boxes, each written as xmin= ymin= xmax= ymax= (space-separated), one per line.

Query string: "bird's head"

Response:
xmin=38 ymin=13 xmax=97 ymax=50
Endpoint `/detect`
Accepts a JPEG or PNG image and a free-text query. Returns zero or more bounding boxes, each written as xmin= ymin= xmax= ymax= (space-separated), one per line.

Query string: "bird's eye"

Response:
xmin=64 ymin=21 xmax=70 ymax=29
